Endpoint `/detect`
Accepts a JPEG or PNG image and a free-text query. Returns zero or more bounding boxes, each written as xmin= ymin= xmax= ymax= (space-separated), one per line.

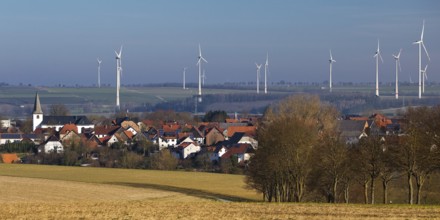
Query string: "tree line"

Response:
xmin=246 ymin=95 xmax=440 ymax=204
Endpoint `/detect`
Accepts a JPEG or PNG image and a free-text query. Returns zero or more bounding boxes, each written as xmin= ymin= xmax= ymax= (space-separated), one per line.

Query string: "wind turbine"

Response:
xmin=422 ymin=65 xmax=428 ymax=93
xmin=183 ymin=67 xmax=187 ymax=90
xmin=196 ymin=44 xmax=207 ymax=102
xmin=328 ymin=50 xmax=336 ymax=92
xmin=115 ymin=46 xmax=123 ymax=110
xmin=255 ymin=63 xmax=262 ymax=94
xmin=392 ymin=49 xmax=402 ymax=99
xmin=97 ymin=58 xmax=102 ymax=88
xmin=264 ymin=53 xmax=269 ymax=94
xmin=413 ymin=20 xmax=430 ymax=99
xmin=373 ymin=40 xmax=384 ymax=97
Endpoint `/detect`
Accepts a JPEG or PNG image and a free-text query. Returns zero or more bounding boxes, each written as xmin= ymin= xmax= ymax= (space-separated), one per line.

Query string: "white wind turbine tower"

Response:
xmin=392 ymin=49 xmax=402 ymax=99
xmin=264 ymin=53 xmax=269 ymax=94
xmin=196 ymin=44 xmax=207 ymax=102
xmin=97 ymin=58 xmax=102 ymax=88
xmin=255 ymin=63 xmax=262 ymax=94
xmin=373 ymin=40 xmax=384 ymax=97
xmin=115 ymin=46 xmax=123 ymax=110
xmin=422 ymin=65 xmax=428 ymax=93
xmin=183 ymin=67 xmax=187 ymax=90
xmin=413 ymin=20 xmax=430 ymax=99
xmin=202 ymin=69 xmax=207 ymax=86
xmin=328 ymin=50 xmax=336 ymax=92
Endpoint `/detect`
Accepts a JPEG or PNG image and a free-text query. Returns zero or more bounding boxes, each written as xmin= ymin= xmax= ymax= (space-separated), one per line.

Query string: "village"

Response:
xmin=0 ymin=92 xmax=402 ymax=172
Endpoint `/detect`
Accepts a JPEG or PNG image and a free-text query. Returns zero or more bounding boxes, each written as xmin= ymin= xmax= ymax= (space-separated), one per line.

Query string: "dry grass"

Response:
xmin=0 ymin=164 xmax=259 ymax=201
xmin=2 ymin=201 xmax=440 ymax=219
xmin=0 ymin=176 xmax=207 ymax=203
xmin=1 ymin=164 xmax=440 ymax=219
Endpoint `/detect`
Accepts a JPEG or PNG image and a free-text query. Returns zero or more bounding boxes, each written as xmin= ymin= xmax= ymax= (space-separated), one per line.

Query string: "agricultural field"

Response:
xmin=1 ymin=164 xmax=440 ymax=219
xmin=1 ymin=84 xmax=440 ymax=117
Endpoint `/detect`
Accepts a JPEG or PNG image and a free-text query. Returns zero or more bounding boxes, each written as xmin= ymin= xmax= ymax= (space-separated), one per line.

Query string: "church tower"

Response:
xmin=33 ymin=92 xmax=43 ymax=131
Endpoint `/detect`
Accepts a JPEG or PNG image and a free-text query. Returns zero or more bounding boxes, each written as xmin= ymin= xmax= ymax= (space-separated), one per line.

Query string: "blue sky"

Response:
xmin=0 ymin=0 xmax=439 ymax=86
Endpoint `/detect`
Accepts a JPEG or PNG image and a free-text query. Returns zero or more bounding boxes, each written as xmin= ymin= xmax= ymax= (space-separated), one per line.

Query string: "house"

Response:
xmin=205 ymin=145 xmax=227 ymax=162
xmin=39 ymin=135 xmax=64 ymax=153
xmin=59 ymin=124 xmax=79 ymax=142
xmin=0 ymin=133 xmax=23 ymax=145
xmin=228 ymin=132 xmax=258 ymax=149
xmin=94 ymin=125 xmax=120 ymax=139
xmin=0 ymin=133 xmax=39 ymax=145
xmin=32 ymin=92 xmax=94 ymax=133
xmin=226 ymin=126 xmax=256 ymax=139
xmin=338 ymin=120 xmax=369 ymax=144
xmin=221 ymin=143 xmax=255 ymax=163
xmin=190 ymin=126 xmax=204 ymax=144
xmin=157 ymin=136 xmax=178 ymax=150
xmin=173 ymin=141 xmax=201 ymax=159
xmin=120 ymin=120 xmax=141 ymax=135
xmin=204 ymin=127 xmax=225 ymax=146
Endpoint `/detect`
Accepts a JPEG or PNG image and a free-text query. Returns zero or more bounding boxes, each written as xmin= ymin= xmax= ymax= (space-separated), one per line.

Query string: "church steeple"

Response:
xmin=33 ymin=92 xmax=43 ymax=131
xmin=33 ymin=92 xmax=43 ymax=114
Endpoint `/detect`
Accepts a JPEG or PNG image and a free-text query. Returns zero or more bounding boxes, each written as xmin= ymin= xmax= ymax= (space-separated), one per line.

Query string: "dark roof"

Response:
xmin=338 ymin=120 xmax=366 ymax=132
xmin=221 ymin=143 xmax=254 ymax=159
xmin=42 ymin=116 xmax=92 ymax=125
xmin=228 ymin=132 xmax=245 ymax=144
xmin=0 ymin=133 xmax=22 ymax=139
xmin=44 ymin=135 xmax=60 ymax=144
xmin=113 ymin=117 xmax=129 ymax=126
xmin=339 ymin=120 xmax=367 ymax=138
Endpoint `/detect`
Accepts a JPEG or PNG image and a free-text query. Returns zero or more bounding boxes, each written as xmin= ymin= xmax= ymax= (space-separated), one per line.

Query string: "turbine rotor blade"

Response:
xmin=422 ymin=42 xmax=431 ymax=61
xmin=201 ymin=57 xmax=208 ymax=63
xmin=421 ymin=20 xmax=425 ymax=40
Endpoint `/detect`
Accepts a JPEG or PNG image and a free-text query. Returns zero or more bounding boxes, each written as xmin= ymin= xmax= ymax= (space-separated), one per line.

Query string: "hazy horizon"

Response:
xmin=0 ymin=1 xmax=439 ymax=86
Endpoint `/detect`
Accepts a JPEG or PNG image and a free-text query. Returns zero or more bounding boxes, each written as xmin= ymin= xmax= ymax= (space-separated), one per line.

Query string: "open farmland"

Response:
xmin=1 ymin=84 xmax=440 ymax=117
xmin=1 ymin=164 xmax=440 ymax=219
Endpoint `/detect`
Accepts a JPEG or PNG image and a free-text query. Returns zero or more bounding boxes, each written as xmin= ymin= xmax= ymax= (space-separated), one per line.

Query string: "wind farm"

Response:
xmin=1 ymin=3 xmax=440 ymax=219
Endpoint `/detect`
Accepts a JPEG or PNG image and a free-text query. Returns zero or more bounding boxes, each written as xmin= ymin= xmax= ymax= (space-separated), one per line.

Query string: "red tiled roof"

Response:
xmin=59 ymin=124 xmax=78 ymax=134
xmin=164 ymin=124 xmax=181 ymax=132
xmin=94 ymin=125 xmax=120 ymax=135
xmin=226 ymin=119 xmax=239 ymax=123
xmin=227 ymin=126 xmax=256 ymax=137
xmin=221 ymin=144 xmax=254 ymax=159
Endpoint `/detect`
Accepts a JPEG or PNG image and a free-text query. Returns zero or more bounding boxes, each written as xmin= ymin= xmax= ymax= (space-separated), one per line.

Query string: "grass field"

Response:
xmin=1 ymin=164 xmax=440 ymax=219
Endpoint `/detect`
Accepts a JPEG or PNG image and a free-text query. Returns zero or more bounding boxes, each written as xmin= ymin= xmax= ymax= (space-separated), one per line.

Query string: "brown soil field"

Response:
xmin=1 ymin=164 xmax=440 ymax=219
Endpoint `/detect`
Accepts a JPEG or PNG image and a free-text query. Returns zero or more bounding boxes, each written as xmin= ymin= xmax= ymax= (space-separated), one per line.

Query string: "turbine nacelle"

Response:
xmin=255 ymin=63 xmax=262 ymax=70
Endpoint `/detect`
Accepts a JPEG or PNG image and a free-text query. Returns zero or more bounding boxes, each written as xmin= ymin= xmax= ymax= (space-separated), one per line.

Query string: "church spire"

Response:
xmin=33 ymin=92 xmax=43 ymax=114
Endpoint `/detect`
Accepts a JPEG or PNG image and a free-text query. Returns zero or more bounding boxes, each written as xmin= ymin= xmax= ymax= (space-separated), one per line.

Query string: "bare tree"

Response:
xmin=246 ymin=95 xmax=338 ymax=202
xmin=394 ymin=106 xmax=440 ymax=204
xmin=315 ymin=133 xmax=350 ymax=203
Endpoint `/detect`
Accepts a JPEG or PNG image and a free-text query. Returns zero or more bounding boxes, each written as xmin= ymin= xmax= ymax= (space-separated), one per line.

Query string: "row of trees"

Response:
xmin=246 ymin=95 xmax=440 ymax=204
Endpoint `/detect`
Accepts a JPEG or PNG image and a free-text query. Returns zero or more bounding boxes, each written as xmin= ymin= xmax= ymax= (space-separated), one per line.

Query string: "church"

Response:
xmin=32 ymin=92 xmax=95 ymax=133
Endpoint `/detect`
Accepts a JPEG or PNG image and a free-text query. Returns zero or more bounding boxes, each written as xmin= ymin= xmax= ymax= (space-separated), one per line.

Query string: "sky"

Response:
xmin=0 ymin=0 xmax=439 ymax=86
